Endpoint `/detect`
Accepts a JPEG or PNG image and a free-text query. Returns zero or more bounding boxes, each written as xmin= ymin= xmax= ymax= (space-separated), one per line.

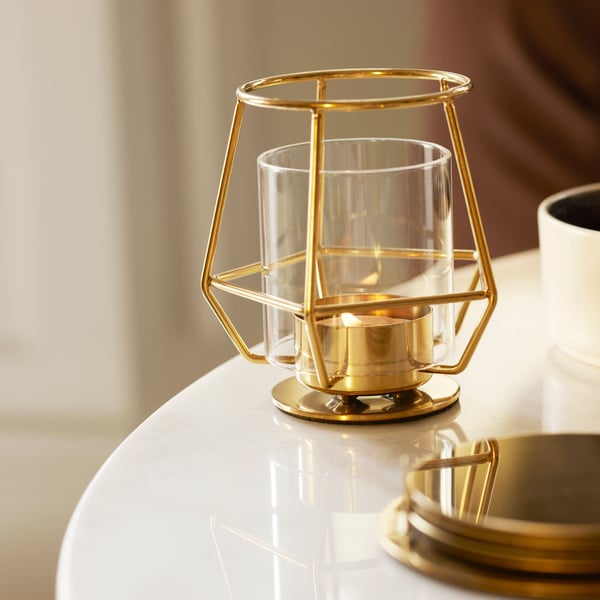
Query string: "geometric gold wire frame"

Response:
xmin=201 ymin=68 xmax=497 ymax=392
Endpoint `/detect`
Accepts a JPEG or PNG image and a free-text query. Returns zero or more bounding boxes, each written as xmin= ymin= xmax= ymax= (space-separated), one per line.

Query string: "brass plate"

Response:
xmin=379 ymin=496 xmax=600 ymax=599
xmin=407 ymin=434 xmax=600 ymax=550
xmin=379 ymin=434 xmax=600 ymax=598
xmin=271 ymin=374 xmax=460 ymax=424
xmin=407 ymin=509 xmax=600 ymax=575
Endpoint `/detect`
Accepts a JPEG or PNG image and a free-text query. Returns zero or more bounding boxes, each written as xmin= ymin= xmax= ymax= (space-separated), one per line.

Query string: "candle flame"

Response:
xmin=341 ymin=312 xmax=363 ymax=327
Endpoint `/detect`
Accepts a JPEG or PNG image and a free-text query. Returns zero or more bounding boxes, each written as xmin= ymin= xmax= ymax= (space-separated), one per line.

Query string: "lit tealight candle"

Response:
xmin=295 ymin=294 xmax=433 ymax=395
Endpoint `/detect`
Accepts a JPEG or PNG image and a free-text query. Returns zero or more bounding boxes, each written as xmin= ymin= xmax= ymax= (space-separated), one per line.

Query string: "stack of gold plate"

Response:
xmin=379 ymin=434 xmax=600 ymax=598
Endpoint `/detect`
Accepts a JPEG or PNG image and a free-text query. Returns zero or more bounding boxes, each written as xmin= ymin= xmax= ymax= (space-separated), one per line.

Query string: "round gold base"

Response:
xmin=378 ymin=495 xmax=600 ymax=599
xmin=271 ymin=374 xmax=460 ymax=424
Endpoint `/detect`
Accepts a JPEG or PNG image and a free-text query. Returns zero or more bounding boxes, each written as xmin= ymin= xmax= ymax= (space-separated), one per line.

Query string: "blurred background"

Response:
xmin=5 ymin=0 xmax=595 ymax=596
xmin=0 ymin=1 xmax=427 ymax=597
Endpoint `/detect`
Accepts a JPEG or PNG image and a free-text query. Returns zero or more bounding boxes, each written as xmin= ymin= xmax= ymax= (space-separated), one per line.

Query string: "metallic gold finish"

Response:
xmin=271 ymin=374 xmax=459 ymax=424
xmin=407 ymin=509 xmax=600 ymax=575
xmin=295 ymin=294 xmax=433 ymax=394
xmin=303 ymin=109 xmax=329 ymax=388
xmin=237 ymin=68 xmax=472 ymax=111
xmin=380 ymin=496 xmax=600 ymax=598
xmin=201 ymin=68 xmax=497 ymax=421
xmin=455 ymin=267 xmax=482 ymax=334
xmin=379 ymin=434 xmax=600 ymax=598
xmin=201 ymin=100 xmax=266 ymax=365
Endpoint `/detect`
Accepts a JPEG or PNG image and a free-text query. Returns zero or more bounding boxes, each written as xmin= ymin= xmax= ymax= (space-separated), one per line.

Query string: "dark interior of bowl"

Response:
xmin=548 ymin=190 xmax=600 ymax=231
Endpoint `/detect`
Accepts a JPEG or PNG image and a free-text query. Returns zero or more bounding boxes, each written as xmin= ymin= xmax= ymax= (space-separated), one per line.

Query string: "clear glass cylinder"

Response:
xmin=257 ymin=138 xmax=454 ymax=392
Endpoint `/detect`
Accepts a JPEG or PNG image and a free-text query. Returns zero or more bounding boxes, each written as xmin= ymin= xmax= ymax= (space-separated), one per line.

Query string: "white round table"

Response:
xmin=56 ymin=250 xmax=600 ymax=599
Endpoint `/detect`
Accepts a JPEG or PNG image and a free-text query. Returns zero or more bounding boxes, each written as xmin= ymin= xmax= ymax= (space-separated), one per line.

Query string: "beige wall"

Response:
xmin=162 ymin=0 xmax=428 ymax=407
xmin=0 ymin=1 xmax=426 ymax=598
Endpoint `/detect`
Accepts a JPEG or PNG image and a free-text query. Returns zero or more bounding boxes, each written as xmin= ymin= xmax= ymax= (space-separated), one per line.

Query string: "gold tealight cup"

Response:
xmin=295 ymin=294 xmax=433 ymax=395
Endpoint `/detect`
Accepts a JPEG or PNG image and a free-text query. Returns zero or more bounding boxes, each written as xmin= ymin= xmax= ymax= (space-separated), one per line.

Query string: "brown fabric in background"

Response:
xmin=422 ymin=0 xmax=600 ymax=256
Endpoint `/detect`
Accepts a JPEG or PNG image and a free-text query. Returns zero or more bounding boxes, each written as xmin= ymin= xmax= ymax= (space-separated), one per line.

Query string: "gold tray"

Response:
xmin=379 ymin=434 xmax=600 ymax=598
xmin=407 ymin=508 xmax=600 ymax=575
xmin=379 ymin=496 xmax=600 ymax=599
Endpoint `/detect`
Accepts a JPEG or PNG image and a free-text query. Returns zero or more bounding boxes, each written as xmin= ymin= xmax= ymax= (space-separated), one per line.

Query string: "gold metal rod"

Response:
xmin=212 ymin=277 xmax=488 ymax=317
xmin=210 ymin=279 xmax=303 ymax=314
xmin=201 ymin=100 xmax=266 ymax=364
xmin=476 ymin=438 xmax=499 ymax=521
xmin=211 ymin=246 xmax=477 ymax=284
xmin=316 ymin=77 xmax=327 ymax=101
xmin=459 ymin=440 xmax=485 ymax=518
xmin=201 ymin=99 xmax=245 ymax=294
xmin=418 ymin=90 xmax=497 ymax=375
xmin=212 ymin=260 xmax=264 ymax=282
xmin=443 ymin=96 xmax=497 ymax=302
xmin=260 ymin=250 xmax=307 ymax=274
xmin=314 ymin=79 xmax=330 ymax=299
xmin=415 ymin=447 xmax=496 ymax=471
xmin=430 ymin=297 xmax=494 ymax=374
xmin=203 ymin=289 xmax=267 ymax=364
xmin=454 ymin=248 xmax=478 ymax=261
xmin=244 ymin=67 xmax=470 ymax=89
xmin=426 ymin=323 xmax=488 ymax=374
xmin=310 ymin=289 xmax=489 ymax=318
xmin=304 ymin=109 xmax=330 ymax=388
xmin=455 ymin=266 xmax=481 ymax=334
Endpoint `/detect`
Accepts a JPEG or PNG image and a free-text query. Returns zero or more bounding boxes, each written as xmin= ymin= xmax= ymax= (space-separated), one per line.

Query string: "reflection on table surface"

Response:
xmin=211 ymin=408 xmax=465 ymax=599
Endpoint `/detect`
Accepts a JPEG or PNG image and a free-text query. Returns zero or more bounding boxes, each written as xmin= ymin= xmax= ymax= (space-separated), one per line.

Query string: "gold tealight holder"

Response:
xmin=294 ymin=294 xmax=433 ymax=394
xmin=202 ymin=69 xmax=497 ymax=423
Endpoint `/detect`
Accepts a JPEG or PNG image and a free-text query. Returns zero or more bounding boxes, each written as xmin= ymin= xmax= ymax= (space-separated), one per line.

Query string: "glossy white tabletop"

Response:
xmin=57 ymin=250 xmax=600 ymax=600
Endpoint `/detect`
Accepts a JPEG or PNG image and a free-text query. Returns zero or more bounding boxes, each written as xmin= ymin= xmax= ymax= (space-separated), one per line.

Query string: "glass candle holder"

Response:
xmin=202 ymin=68 xmax=498 ymax=424
xmin=258 ymin=138 xmax=454 ymax=395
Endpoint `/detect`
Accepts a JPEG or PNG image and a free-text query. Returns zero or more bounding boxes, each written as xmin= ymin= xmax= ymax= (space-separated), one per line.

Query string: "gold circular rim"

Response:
xmin=405 ymin=433 xmax=600 ymax=547
xmin=271 ymin=374 xmax=460 ymax=424
xmin=379 ymin=496 xmax=600 ymax=599
xmin=409 ymin=495 xmax=600 ymax=550
xmin=407 ymin=508 xmax=600 ymax=575
xmin=237 ymin=68 xmax=472 ymax=111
